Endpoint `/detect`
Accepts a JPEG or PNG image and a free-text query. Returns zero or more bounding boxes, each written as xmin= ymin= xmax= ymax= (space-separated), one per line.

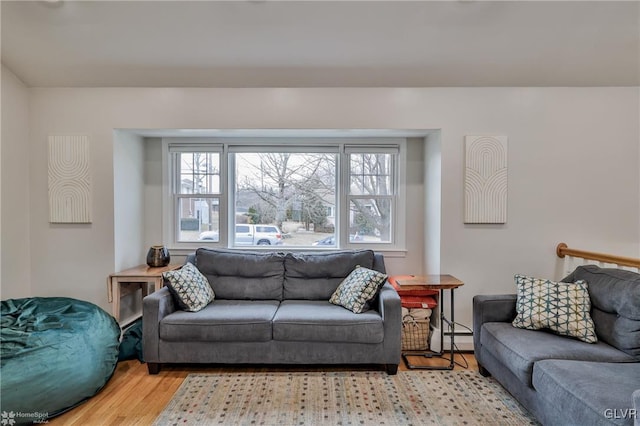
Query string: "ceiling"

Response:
xmin=2 ymin=1 xmax=639 ymax=88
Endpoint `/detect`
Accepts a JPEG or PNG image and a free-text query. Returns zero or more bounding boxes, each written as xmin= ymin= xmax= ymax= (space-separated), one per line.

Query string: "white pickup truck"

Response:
xmin=198 ymin=224 xmax=283 ymax=246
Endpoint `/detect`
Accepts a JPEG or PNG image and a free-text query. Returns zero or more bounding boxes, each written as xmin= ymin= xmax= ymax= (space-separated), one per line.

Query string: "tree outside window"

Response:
xmin=349 ymin=153 xmax=393 ymax=243
xmin=169 ymin=142 xmax=399 ymax=248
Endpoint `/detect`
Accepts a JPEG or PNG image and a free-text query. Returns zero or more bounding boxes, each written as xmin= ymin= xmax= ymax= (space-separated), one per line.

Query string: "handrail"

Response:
xmin=556 ymin=242 xmax=640 ymax=268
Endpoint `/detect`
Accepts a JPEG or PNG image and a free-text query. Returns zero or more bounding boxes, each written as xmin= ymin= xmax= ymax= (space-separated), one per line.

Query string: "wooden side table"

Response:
xmin=396 ymin=274 xmax=464 ymax=370
xmin=107 ymin=263 xmax=181 ymax=325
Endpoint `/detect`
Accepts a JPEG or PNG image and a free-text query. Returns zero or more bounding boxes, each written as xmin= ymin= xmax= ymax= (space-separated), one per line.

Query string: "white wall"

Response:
xmin=112 ymin=130 xmax=147 ymax=320
xmin=15 ymin=87 xmax=640 ymax=330
xmin=439 ymin=88 xmax=640 ymax=328
xmin=113 ymin=130 xmax=145 ymax=271
xmin=424 ymin=132 xmax=442 ymax=275
xmin=402 ymin=138 xmax=427 ymax=275
xmin=143 ymin=138 xmax=164 ymax=251
xmin=1 ymin=65 xmax=31 ymax=298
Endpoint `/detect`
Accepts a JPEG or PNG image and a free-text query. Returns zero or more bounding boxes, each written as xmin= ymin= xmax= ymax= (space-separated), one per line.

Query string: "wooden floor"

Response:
xmin=51 ymin=353 xmax=477 ymax=425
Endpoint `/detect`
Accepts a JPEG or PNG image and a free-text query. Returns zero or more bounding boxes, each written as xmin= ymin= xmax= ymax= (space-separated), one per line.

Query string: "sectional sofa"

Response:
xmin=474 ymin=265 xmax=640 ymax=426
xmin=143 ymin=248 xmax=402 ymax=375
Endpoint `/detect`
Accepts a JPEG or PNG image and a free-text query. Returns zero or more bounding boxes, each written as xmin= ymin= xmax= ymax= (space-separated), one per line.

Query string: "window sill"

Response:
xmin=165 ymin=245 xmax=408 ymax=258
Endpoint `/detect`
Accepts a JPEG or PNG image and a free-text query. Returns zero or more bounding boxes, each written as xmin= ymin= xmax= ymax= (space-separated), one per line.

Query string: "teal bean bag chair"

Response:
xmin=118 ymin=318 xmax=144 ymax=362
xmin=1 ymin=297 xmax=120 ymax=424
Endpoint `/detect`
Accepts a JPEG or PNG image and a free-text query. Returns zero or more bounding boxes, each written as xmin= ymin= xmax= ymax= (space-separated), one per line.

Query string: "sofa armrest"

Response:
xmin=472 ymin=294 xmax=517 ymax=366
xmin=473 ymin=294 xmax=517 ymax=327
xmin=143 ymin=287 xmax=177 ymax=363
xmin=377 ymin=282 xmax=402 ymax=363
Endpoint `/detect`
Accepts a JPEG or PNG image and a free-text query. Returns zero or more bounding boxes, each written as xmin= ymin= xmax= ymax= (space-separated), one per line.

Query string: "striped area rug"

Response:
xmin=153 ymin=370 xmax=539 ymax=425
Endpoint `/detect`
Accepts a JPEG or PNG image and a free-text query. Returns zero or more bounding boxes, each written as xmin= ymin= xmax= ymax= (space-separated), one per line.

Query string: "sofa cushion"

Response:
xmin=162 ymin=262 xmax=215 ymax=312
xmin=329 ymin=266 xmax=387 ymax=313
xmin=195 ymin=248 xmax=285 ymax=300
xmin=512 ymin=274 xmax=597 ymax=343
xmin=272 ymin=300 xmax=384 ymax=343
xmin=563 ymin=265 xmax=640 ymax=358
xmin=480 ymin=322 xmax=635 ymax=387
xmin=283 ymin=250 xmax=375 ymax=300
xmin=160 ymin=300 xmax=280 ymax=342
xmin=533 ymin=360 xmax=640 ymax=426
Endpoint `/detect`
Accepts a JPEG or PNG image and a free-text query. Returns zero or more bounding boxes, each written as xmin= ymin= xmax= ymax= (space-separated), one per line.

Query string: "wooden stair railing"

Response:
xmin=556 ymin=242 xmax=640 ymax=269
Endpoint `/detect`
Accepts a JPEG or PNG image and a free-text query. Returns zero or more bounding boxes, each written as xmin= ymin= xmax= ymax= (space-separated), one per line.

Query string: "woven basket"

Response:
xmin=401 ymin=314 xmax=431 ymax=351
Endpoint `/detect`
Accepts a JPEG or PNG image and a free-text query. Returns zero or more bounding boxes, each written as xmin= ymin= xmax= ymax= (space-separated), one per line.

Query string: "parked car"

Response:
xmin=198 ymin=230 xmax=220 ymax=241
xmin=198 ymin=224 xmax=283 ymax=246
xmin=235 ymin=224 xmax=283 ymax=246
xmin=312 ymin=235 xmax=336 ymax=246
xmin=311 ymin=234 xmax=363 ymax=246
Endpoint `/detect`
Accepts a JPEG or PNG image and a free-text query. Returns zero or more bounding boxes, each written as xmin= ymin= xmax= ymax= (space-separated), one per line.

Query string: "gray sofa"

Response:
xmin=474 ymin=265 xmax=640 ymax=426
xmin=143 ymin=248 xmax=402 ymax=375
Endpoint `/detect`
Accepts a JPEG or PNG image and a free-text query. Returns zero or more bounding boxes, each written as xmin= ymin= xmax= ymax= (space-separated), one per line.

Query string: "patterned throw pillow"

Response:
xmin=330 ymin=266 xmax=388 ymax=313
xmin=512 ymin=274 xmax=597 ymax=343
xmin=162 ymin=262 xmax=215 ymax=312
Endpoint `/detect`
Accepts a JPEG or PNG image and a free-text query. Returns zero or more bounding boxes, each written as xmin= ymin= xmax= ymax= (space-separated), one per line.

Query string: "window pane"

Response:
xmin=349 ymin=153 xmax=392 ymax=196
xmin=349 ymin=198 xmax=392 ymax=243
xmin=177 ymin=197 xmax=220 ymax=242
xmin=234 ymin=152 xmax=337 ymax=247
xmin=178 ymin=153 xmax=220 ymax=194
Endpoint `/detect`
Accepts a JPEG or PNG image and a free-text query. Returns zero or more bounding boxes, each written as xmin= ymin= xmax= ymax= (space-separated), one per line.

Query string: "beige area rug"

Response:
xmin=153 ymin=370 xmax=539 ymax=426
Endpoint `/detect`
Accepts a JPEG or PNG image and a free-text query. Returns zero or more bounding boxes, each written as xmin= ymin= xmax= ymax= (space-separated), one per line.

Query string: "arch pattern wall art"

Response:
xmin=48 ymin=135 xmax=92 ymax=223
xmin=464 ymin=135 xmax=508 ymax=224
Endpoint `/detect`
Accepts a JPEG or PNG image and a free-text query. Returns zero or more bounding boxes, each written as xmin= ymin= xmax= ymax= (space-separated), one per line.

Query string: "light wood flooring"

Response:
xmin=50 ymin=353 xmax=478 ymax=425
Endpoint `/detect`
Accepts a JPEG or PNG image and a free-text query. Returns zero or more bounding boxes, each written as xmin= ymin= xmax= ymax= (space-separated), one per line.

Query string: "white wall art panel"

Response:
xmin=48 ymin=135 xmax=92 ymax=223
xmin=464 ymin=135 xmax=508 ymax=224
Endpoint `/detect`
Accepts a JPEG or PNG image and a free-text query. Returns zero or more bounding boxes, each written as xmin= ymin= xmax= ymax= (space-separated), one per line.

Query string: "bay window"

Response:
xmin=164 ymin=138 xmax=405 ymax=251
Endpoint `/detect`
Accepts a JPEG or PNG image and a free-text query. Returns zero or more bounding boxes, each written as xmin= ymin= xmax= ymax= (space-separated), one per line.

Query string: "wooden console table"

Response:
xmin=397 ymin=274 xmax=464 ymax=370
xmin=108 ymin=263 xmax=181 ymax=325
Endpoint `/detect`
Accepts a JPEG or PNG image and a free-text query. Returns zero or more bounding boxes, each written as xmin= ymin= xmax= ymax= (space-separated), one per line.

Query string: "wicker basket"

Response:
xmin=402 ymin=314 xmax=431 ymax=351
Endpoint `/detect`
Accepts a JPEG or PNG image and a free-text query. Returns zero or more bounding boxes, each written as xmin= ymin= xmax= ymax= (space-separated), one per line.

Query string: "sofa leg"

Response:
xmin=385 ymin=364 xmax=398 ymax=375
xmin=478 ymin=364 xmax=491 ymax=377
xmin=147 ymin=362 xmax=161 ymax=375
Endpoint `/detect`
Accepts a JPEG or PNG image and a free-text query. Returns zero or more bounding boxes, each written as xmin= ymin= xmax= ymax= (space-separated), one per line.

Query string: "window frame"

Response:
xmin=162 ymin=137 xmax=406 ymax=252
xmin=173 ymin=150 xmax=223 ymax=243
xmin=343 ymin=146 xmax=399 ymax=247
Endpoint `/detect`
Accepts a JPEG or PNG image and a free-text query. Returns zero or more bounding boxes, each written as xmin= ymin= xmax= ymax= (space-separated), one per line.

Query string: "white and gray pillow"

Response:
xmin=163 ymin=262 xmax=215 ymax=312
xmin=330 ymin=266 xmax=387 ymax=313
xmin=512 ymin=274 xmax=597 ymax=343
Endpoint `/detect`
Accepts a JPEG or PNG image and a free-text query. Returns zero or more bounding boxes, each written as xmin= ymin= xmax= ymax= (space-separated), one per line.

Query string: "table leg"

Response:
xmin=112 ymin=278 xmax=120 ymax=322
xmin=107 ymin=277 xmax=113 ymax=303
xmin=141 ymin=281 xmax=150 ymax=298
xmin=440 ymin=288 xmax=445 ymax=356
xmin=449 ymin=288 xmax=456 ymax=369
